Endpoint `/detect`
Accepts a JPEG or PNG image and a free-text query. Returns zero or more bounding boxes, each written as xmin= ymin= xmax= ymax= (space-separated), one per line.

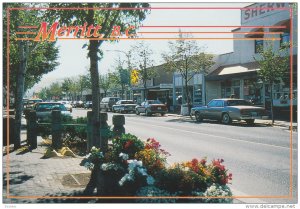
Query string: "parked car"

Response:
xmin=34 ymin=102 xmax=71 ymax=122
xmin=112 ymin=100 xmax=137 ymax=113
xmin=100 ymin=97 xmax=120 ymax=112
xmin=75 ymin=100 xmax=84 ymax=108
xmin=84 ymin=101 xmax=93 ymax=109
xmin=191 ymin=98 xmax=269 ymax=125
xmin=58 ymin=101 xmax=72 ymax=112
xmin=135 ymin=100 xmax=167 ymax=116
xmin=23 ymin=98 xmax=43 ymax=116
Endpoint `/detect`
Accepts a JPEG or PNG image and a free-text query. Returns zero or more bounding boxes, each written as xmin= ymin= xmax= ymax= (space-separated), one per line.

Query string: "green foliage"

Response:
xmin=112 ymin=133 xmax=144 ymax=159
xmin=254 ymin=42 xmax=290 ymax=85
xmin=3 ymin=3 xmax=59 ymax=96
xmin=162 ymin=32 xmax=214 ymax=105
xmin=64 ymin=117 xmax=87 ymax=142
xmin=156 ymin=165 xmax=207 ymax=195
xmin=82 ymin=133 xmax=233 ymax=202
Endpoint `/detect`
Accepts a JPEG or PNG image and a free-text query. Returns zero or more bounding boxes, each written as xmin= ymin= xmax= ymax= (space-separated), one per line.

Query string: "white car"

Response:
xmin=58 ymin=101 xmax=73 ymax=112
xmin=34 ymin=102 xmax=72 ymax=122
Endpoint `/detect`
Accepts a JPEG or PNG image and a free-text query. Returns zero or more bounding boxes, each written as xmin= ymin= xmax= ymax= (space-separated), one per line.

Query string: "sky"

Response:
xmin=28 ymin=2 xmax=251 ymax=96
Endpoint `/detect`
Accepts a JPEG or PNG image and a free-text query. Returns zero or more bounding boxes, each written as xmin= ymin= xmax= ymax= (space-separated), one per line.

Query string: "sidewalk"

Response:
xmin=3 ymin=135 xmax=90 ymax=203
xmin=167 ymin=113 xmax=297 ymax=131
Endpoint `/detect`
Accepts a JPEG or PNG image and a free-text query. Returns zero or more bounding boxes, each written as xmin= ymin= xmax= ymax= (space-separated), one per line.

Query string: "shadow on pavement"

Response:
xmin=165 ymin=118 xmax=272 ymax=128
xmin=3 ymin=172 xmax=34 ymax=185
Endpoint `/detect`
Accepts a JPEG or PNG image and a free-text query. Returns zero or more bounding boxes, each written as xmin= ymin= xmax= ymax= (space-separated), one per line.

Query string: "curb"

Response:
xmin=230 ymin=187 xmax=267 ymax=204
xmin=167 ymin=114 xmax=297 ymax=130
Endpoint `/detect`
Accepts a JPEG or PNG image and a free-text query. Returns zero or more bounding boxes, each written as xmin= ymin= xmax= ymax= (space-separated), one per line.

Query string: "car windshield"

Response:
xmin=28 ymin=99 xmax=42 ymax=104
xmin=121 ymin=101 xmax=135 ymax=104
xmin=226 ymin=100 xmax=252 ymax=106
xmin=148 ymin=100 xmax=162 ymax=104
xmin=36 ymin=103 xmax=67 ymax=112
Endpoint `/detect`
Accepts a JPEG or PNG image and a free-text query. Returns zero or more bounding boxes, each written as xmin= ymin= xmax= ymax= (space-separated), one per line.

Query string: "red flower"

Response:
xmin=124 ymin=140 xmax=133 ymax=149
xmin=200 ymin=159 xmax=206 ymax=165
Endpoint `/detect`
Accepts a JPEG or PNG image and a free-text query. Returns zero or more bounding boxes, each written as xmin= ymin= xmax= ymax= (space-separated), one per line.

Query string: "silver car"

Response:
xmin=112 ymin=100 xmax=137 ymax=113
xmin=34 ymin=102 xmax=72 ymax=122
xmin=191 ymin=99 xmax=269 ymax=125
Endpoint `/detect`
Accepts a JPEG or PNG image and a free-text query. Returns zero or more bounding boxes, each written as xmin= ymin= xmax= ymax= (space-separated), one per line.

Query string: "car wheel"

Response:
xmin=222 ymin=113 xmax=232 ymax=124
xmin=195 ymin=112 xmax=203 ymax=122
xmin=245 ymin=119 xmax=255 ymax=125
xmin=161 ymin=113 xmax=165 ymax=116
xmin=136 ymin=109 xmax=140 ymax=115
xmin=112 ymin=108 xmax=115 ymax=113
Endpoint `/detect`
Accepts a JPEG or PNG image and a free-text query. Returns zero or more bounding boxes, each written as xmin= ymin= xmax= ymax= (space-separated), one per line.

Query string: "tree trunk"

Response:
xmin=185 ymin=78 xmax=191 ymax=114
xmin=270 ymin=83 xmax=275 ymax=124
xmin=14 ymin=41 xmax=27 ymax=149
xmin=89 ymin=40 xmax=101 ymax=148
xmin=143 ymin=82 xmax=147 ymax=101
xmin=87 ymin=8 xmax=101 ymax=149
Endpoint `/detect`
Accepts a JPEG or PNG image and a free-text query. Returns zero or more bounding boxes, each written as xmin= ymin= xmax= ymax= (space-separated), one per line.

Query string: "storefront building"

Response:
xmin=206 ymin=3 xmax=297 ymax=112
xmin=173 ymin=73 xmax=205 ymax=110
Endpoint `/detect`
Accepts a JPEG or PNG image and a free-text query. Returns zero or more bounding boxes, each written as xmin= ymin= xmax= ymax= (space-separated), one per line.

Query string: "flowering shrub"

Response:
xmin=82 ymin=134 xmax=233 ymax=203
xmin=135 ymin=186 xmax=176 ymax=203
xmin=135 ymin=138 xmax=170 ymax=175
xmin=192 ymin=183 xmax=233 ymax=203
xmin=112 ymin=133 xmax=144 ymax=159
xmin=209 ymin=159 xmax=233 ymax=185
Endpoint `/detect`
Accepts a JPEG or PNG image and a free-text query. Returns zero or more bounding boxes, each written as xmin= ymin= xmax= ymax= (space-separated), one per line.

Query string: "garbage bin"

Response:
xmin=180 ymin=104 xmax=189 ymax=116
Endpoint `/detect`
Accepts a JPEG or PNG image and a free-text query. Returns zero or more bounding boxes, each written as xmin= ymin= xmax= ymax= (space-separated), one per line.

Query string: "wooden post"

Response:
xmin=27 ymin=110 xmax=37 ymax=149
xmin=99 ymin=112 xmax=109 ymax=151
xmin=87 ymin=111 xmax=93 ymax=152
xmin=52 ymin=110 xmax=62 ymax=149
xmin=112 ymin=115 xmax=125 ymax=137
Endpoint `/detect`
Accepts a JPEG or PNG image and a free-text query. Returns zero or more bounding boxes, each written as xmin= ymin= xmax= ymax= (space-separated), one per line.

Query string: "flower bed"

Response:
xmin=81 ymin=133 xmax=233 ymax=203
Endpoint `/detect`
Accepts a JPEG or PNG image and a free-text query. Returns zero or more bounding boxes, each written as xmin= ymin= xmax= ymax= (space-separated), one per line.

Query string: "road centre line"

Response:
xmin=127 ymin=119 xmax=296 ymax=151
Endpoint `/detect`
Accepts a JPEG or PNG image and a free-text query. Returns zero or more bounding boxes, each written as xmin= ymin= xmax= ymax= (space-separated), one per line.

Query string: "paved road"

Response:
xmin=72 ymin=108 xmax=298 ymax=204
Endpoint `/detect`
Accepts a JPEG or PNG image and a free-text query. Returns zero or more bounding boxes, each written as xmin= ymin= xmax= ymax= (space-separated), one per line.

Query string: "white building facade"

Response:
xmin=206 ymin=3 xmax=297 ymax=111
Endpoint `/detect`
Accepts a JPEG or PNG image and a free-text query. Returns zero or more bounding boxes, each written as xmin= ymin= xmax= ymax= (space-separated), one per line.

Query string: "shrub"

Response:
xmin=82 ymin=133 xmax=233 ymax=202
xmin=135 ymin=138 xmax=170 ymax=176
xmin=112 ymin=133 xmax=144 ymax=159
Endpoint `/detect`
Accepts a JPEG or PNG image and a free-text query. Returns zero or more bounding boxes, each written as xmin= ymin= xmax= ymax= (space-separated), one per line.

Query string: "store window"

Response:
xmin=280 ymin=32 xmax=290 ymax=47
xmin=255 ymin=39 xmax=263 ymax=53
xmin=193 ymin=84 xmax=202 ymax=105
xmin=243 ymin=79 xmax=263 ymax=105
xmin=232 ymin=80 xmax=240 ymax=98
xmin=221 ymin=80 xmax=232 ymax=98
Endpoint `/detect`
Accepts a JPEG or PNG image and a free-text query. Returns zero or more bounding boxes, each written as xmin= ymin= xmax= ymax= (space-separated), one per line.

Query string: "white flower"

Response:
xmin=91 ymin=146 xmax=97 ymax=151
xmin=85 ymin=153 xmax=91 ymax=159
xmin=137 ymin=167 xmax=147 ymax=176
xmin=84 ymin=162 xmax=94 ymax=170
xmin=101 ymin=163 xmax=108 ymax=171
xmin=119 ymin=153 xmax=129 ymax=160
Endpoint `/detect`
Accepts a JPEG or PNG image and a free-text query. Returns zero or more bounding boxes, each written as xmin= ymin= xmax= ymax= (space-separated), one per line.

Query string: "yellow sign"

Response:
xmin=131 ymin=69 xmax=139 ymax=85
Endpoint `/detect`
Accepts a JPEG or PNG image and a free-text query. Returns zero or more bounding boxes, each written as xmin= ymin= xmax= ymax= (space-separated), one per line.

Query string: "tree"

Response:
xmin=61 ymin=78 xmax=73 ymax=100
xmin=162 ymin=32 xmax=214 ymax=114
xmin=99 ymin=73 xmax=112 ymax=97
xmin=45 ymin=3 xmax=150 ymax=151
xmin=254 ymin=42 xmax=290 ymax=124
xmin=78 ymin=74 xmax=91 ymax=100
xmin=3 ymin=3 xmax=59 ymax=148
xmin=131 ymin=42 xmax=156 ymax=100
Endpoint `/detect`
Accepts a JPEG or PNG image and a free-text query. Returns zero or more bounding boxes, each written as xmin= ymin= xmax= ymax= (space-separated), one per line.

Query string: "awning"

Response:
xmin=218 ymin=66 xmax=256 ymax=75
xmin=206 ymin=69 xmax=258 ymax=81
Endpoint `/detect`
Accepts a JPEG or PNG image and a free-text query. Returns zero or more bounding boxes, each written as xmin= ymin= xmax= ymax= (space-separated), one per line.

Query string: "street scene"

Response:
xmin=2 ymin=1 xmax=298 ymax=208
